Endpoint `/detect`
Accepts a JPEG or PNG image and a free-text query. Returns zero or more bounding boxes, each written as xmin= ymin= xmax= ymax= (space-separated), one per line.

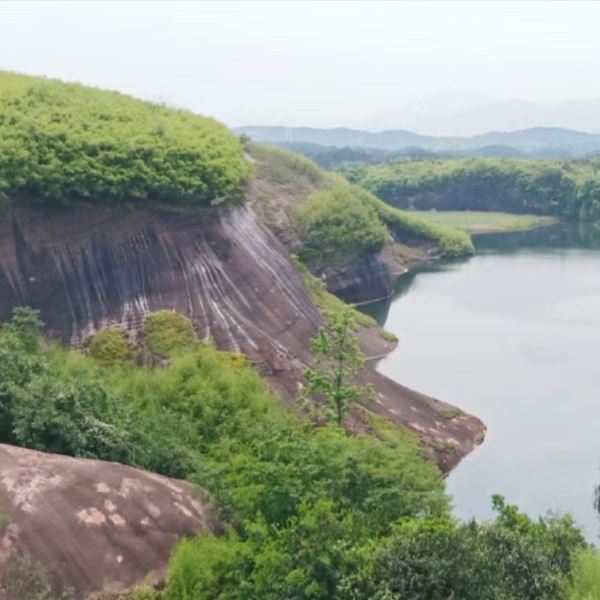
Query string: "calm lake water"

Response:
xmin=363 ymin=223 xmax=600 ymax=540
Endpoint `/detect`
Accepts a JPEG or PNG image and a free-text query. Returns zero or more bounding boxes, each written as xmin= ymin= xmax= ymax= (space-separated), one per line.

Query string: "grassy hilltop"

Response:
xmin=0 ymin=71 xmax=250 ymax=205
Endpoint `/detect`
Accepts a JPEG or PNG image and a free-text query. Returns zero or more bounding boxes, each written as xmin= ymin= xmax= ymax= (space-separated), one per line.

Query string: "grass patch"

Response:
xmin=437 ymin=407 xmax=461 ymax=421
xmin=381 ymin=330 xmax=398 ymax=343
xmin=408 ymin=210 xmax=556 ymax=234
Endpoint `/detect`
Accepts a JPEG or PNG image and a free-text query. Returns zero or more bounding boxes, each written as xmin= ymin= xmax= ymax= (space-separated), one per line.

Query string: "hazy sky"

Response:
xmin=2 ymin=1 xmax=600 ymax=128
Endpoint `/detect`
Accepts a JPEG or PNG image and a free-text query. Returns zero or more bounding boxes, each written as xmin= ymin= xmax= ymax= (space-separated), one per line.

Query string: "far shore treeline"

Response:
xmin=342 ymin=157 xmax=600 ymax=221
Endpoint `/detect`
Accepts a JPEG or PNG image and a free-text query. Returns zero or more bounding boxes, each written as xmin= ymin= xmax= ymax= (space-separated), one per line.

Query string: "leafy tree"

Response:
xmin=376 ymin=496 xmax=585 ymax=600
xmin=294 ymin=182 xmax=388 ymax=269
xmin=303 ymin=307 xmax=374 ymax=425
xmin=5 ymin=306 xmax=43 ymax=351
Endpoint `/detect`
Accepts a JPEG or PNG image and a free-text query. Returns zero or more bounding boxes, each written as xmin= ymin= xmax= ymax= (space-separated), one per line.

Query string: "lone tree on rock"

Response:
xmin=303 ymin=307 xmax=374 ymax=425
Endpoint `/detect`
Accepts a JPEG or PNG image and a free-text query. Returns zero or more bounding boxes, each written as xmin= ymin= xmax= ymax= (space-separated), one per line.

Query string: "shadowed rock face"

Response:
xmin=322 ymin=254 xmax=394 ymax=305
xmin=0 ymin=444 xmax=218 ymax=599
xmin=0 ymin=203 xmax=484 ymax=470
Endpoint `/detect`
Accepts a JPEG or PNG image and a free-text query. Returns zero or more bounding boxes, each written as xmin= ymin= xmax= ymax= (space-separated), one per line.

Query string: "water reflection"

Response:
xmin=475 ymin=221 xmax=600 ymax=253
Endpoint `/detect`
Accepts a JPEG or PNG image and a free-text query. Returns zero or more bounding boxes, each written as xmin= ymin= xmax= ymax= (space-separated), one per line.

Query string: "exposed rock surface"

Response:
xmin=322 ymin=253 xmax=394 ymax=305
xmin=0 ymin=444 xmax=217 ymax=599
xmin=384 ymin=183 xmax=535 ymax=213
xmin=0 ymin=202 xmax=484 ymax=470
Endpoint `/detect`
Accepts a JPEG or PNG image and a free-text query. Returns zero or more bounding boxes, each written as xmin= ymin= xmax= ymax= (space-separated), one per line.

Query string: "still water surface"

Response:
xmin=364 ymin=224 xmax=600 ymax=540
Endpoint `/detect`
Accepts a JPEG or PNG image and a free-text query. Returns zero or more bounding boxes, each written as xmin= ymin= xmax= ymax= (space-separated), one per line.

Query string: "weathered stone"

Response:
xmin=0 ymin=444 xmax=218 ymax=599
xmin=0 ymin=203 xmax=484 ymax=471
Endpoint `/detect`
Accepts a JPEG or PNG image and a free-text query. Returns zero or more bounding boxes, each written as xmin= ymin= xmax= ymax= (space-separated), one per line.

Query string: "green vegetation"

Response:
xmin=248 ymin=144 xmax=473 ymax=268
xmin=0 ymin=307 xmax=593 ymax=599
xmin=408 ymin=210 xmax=557 ymax=234
xmin=247 ymin=142 xmax=325 ymax=191
xmin=303 ymin=308 xmax=374 ymax=424
xmin=343 ymin=157 xmax=600 ymax=221
xmin=293 ymin=175 xmax=473 ymax=267
xmin=0 ymin=71 xmax=250 ymax=206
xmin=378 ymin=496 xmax=584 ymax=600
xmin=565 ymin=549 xmax=600 ymax=600
xmin=87 ymin=329 xmax=135 ymax=366
xmin=143 ymin=310 xmax=198 ymax=357
xmin=438 ymin=407 xmax=461 ymax=421
xmin=355 ymin=184 xmax=475 ymax=257
xmin=294 ymin=182 xmax=388 ymax=268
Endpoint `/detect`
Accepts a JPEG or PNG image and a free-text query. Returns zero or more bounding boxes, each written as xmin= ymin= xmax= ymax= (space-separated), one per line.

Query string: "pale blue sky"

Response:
xmin=1 ymin=1 xmax=600 ymax=128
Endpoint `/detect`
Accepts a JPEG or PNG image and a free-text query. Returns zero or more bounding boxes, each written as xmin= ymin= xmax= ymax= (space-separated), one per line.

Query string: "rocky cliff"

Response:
xmin=0 ymin=201 xmax=483 ymax=472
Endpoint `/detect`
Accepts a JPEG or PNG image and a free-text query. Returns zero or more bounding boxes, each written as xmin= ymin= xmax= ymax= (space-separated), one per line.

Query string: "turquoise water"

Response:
xmin=364 ymin=224 xmax=600 ymax=540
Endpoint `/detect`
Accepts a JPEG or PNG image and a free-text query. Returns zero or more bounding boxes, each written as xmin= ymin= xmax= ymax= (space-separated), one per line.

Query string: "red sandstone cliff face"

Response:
xmin=0 ymin=202 xmax=484 ymax=472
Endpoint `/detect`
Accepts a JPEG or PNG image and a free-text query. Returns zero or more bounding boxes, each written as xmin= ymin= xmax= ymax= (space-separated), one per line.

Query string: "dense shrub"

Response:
xmin=294 ymin=183 xmax=388 ymax=268
xmin=377 ymin=497 xmax=585 ymax=600
xmin=143 ymin=310 xmax=198 ymax=357
xmin=88 ymin=329 xmax=135 ymax=365
xmin=0 ymin=71 xmax=250 ymax=206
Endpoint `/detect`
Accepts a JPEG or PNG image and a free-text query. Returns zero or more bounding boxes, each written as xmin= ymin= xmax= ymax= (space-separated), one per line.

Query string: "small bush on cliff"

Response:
xmin=143 ymin=311 xmax=197 ymax=357
xmin=249 ymin=142 xmax=325 ymax=189
xmin=303 ymin=307 xmax=374 ymax=425
xmin=88 ymin=330 xmax=135 ymax=365
xmin=0 ymin=71 xmax=250 ymax=206
xmin=294 ymin=182 xmax=388 ymax=268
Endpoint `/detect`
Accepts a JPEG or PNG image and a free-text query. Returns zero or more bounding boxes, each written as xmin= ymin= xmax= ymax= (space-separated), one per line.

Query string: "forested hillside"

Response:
xmin=1 ymin=309 xmax=596 ymax=600
xmin=0 ymin=71 xmax=250 ymax=205
xmin=343 ymin=158 xmax=600 ymax=221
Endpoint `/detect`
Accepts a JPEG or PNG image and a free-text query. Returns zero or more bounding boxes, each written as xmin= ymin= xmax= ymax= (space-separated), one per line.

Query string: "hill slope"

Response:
xmin=0 ymin=71 xmax=250 ymax=205
xmin=0 ymin=73 xmax=482 ymax=474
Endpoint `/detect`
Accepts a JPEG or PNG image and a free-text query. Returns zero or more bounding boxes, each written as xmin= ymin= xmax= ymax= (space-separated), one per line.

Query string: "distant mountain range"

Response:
xmin=236 ymin=126 xmax=600 ymax=159
xmin=359 ymin=96 xmax=600 ymax=136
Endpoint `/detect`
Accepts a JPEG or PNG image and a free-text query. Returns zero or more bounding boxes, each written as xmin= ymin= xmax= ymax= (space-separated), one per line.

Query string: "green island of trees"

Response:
xmin=0 ymin=71 xmax=250 ymax=206
xmin=343 ymin=157 xmax=600 ymax=221
xmin=2 ymin=307 xmax=600 ymax=600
